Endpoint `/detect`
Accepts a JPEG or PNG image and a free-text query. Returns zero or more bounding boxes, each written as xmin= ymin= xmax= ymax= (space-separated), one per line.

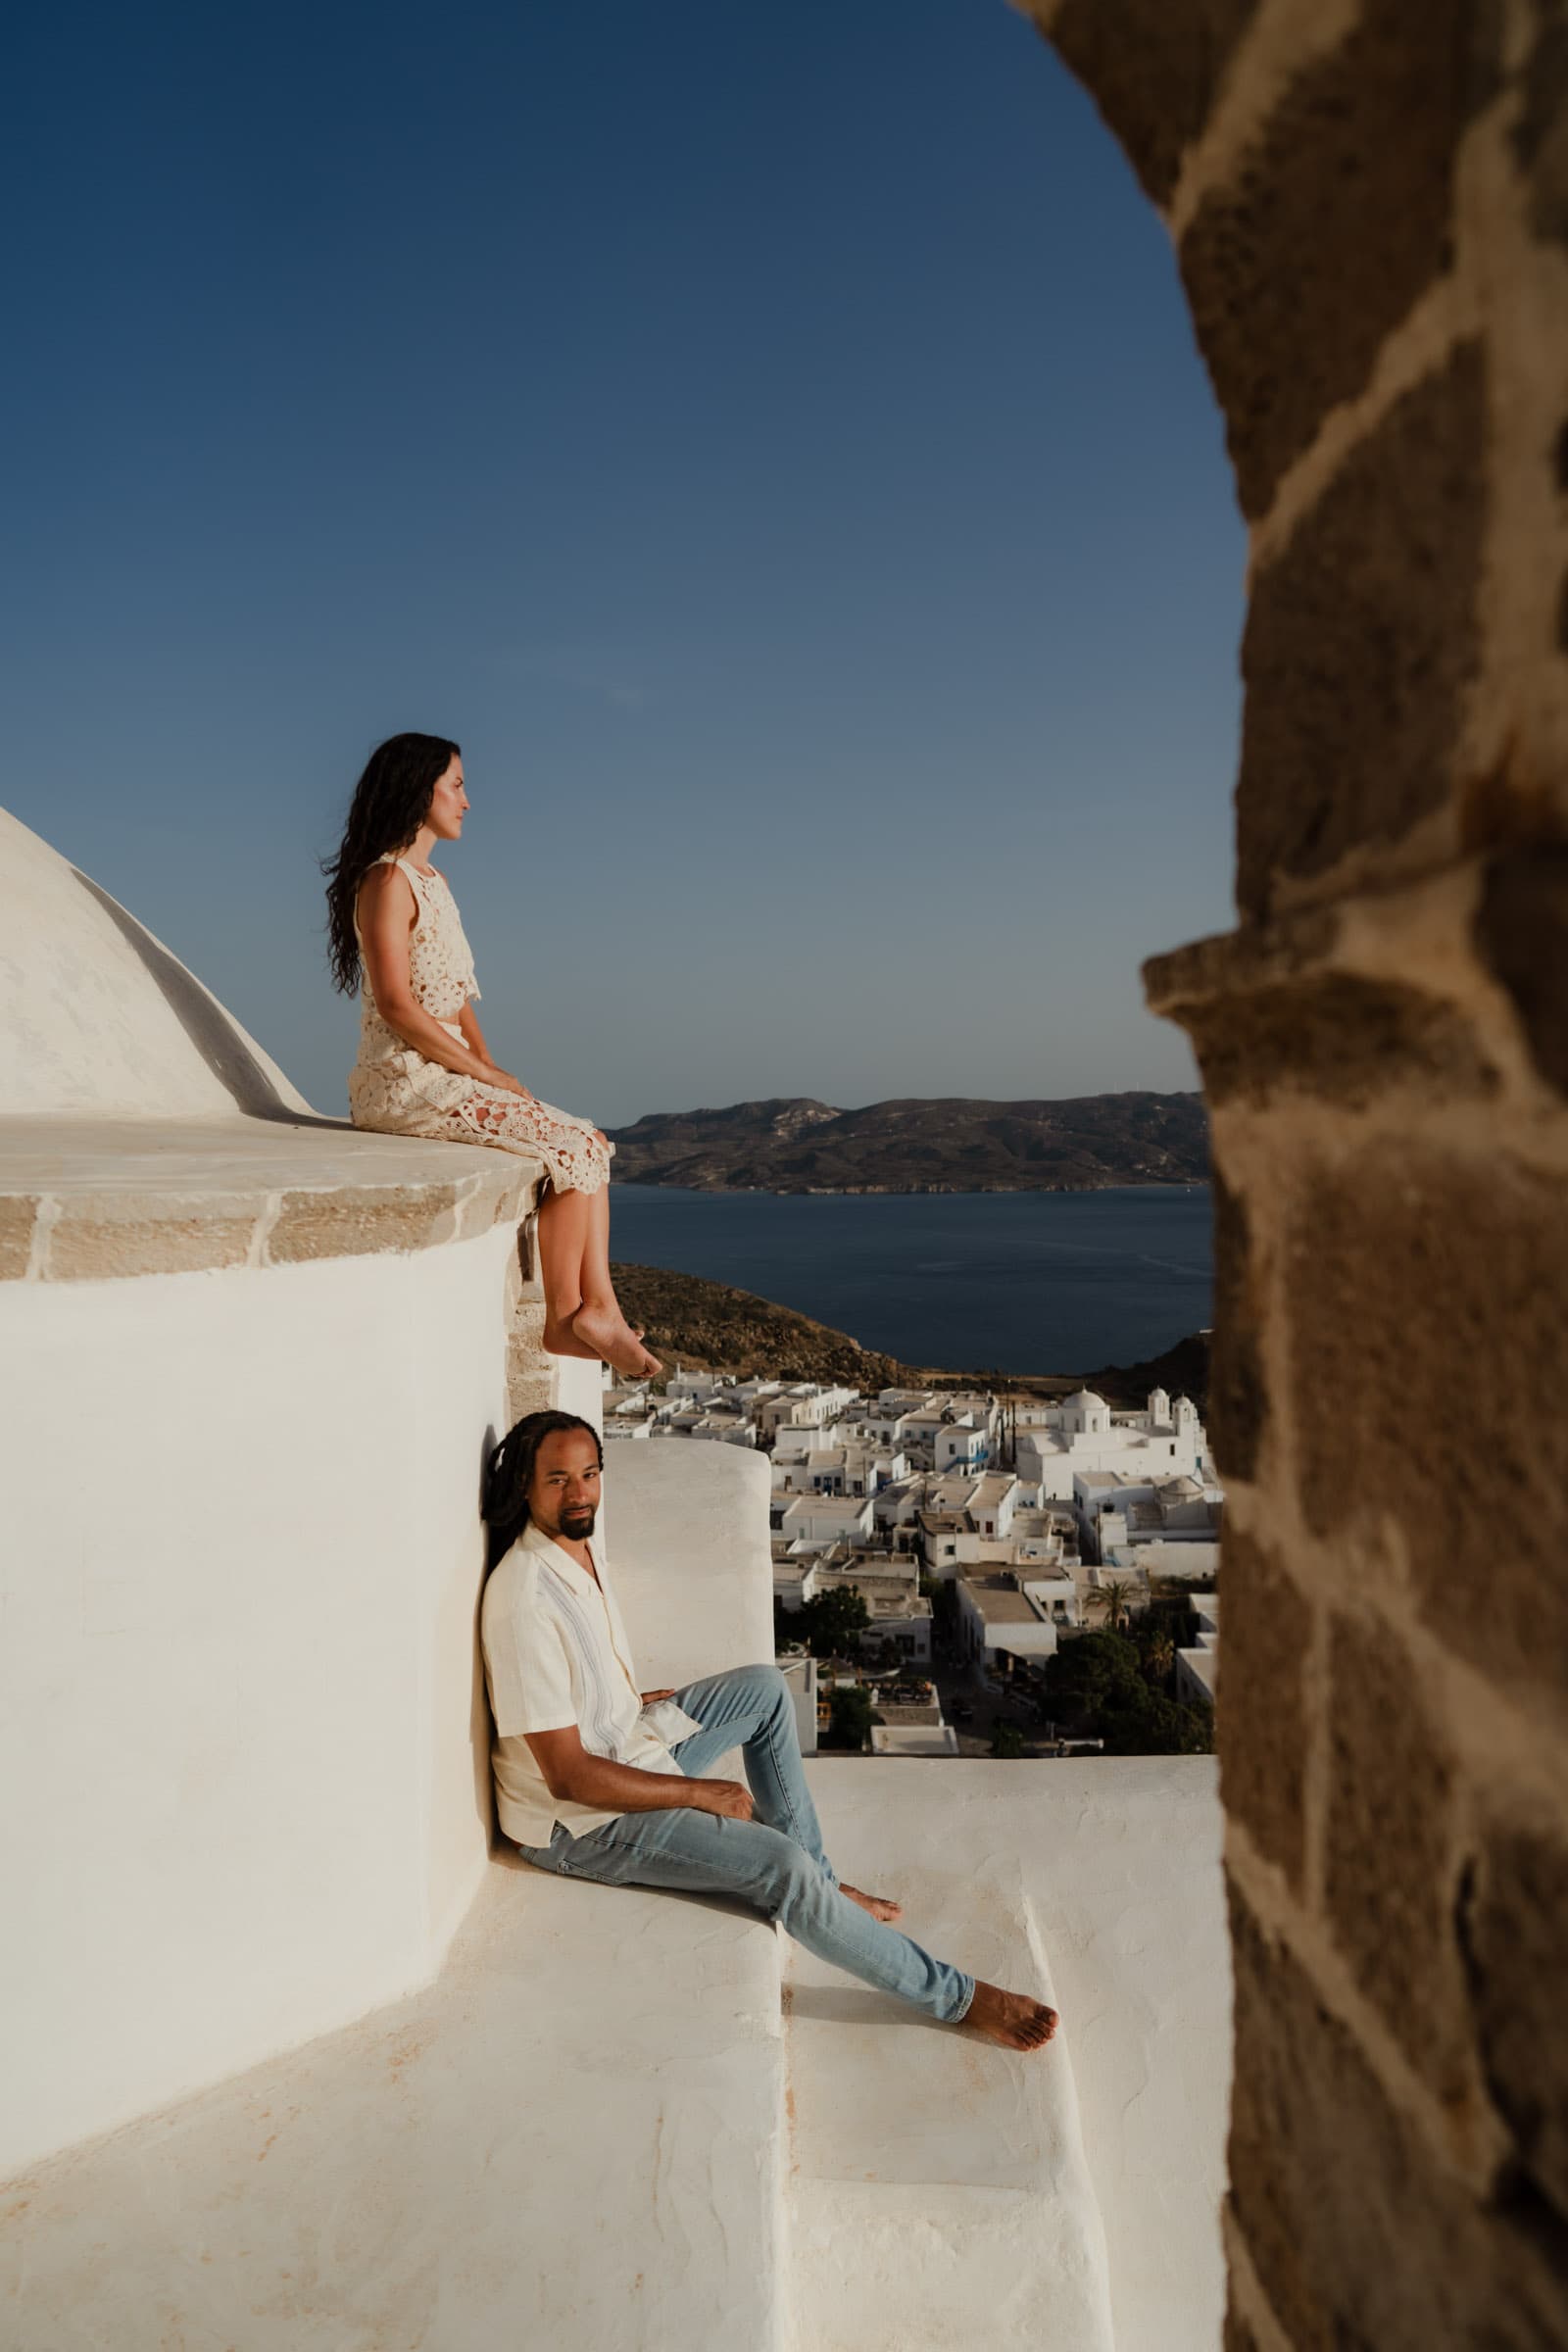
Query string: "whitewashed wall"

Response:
xmin=0 ymin=1219 xmax=544 ymax=2175
xmin=0 ymin=808 xmax=312 ymax=1118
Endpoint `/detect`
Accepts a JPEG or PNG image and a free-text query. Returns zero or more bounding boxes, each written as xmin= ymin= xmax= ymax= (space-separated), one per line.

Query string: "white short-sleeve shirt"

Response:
xmin=480 ymin=1521 xmax=703 ymax=1846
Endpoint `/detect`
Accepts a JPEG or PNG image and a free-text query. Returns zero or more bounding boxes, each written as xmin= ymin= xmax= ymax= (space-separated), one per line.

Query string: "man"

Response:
xmin=479 ymin=1409 xmax=1056 ymax=2053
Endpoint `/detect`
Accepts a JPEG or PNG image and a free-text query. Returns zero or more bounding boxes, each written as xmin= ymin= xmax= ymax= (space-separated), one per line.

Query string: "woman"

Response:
xmin=325 ymin=731 xmax=660 ymax=1379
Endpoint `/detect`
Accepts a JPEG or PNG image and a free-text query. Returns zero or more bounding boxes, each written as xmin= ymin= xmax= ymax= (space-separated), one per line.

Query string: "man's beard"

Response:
xmin=557 ymin=1506 xmax=597 ymax=1538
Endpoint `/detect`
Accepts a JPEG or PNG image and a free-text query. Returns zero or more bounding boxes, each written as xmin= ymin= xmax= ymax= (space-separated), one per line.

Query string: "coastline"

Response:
xmin=611 ymin=1178 xmax=1212 ymax=1198
xmin=609 ymin=1185 xmax=1215 ymax=1379
xmin=610 ymin=1259 xmax=1211 ymax=1407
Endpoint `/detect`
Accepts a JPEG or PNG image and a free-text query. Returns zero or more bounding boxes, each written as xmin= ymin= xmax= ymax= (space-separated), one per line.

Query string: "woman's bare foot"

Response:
xmin=841 ymin=1884 xmax=903 ymax=1924
xmin=962 ymin=1981 xmax=1059 ymax=2052
xmin=542 ymin=1315 xmax=601 ymax=1360
xmin=571 ymin=1301 xmax=663 ymax=1379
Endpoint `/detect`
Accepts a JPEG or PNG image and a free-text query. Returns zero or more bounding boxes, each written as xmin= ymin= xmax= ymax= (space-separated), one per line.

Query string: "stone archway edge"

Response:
xmin=0 ymin=1117 xmax=543 ymax=1282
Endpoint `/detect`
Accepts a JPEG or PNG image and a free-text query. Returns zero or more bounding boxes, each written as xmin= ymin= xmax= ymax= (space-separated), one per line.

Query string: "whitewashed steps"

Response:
xmin=3 ymin=1859 xmax=788 ymax=2352
xmin=784 ymin=1772 xmax=1116 ymax=2352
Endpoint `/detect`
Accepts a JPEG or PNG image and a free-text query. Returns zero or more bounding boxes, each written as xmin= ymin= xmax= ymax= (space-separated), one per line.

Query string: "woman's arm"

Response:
xmin=458 ymin=999 xmax=512 ymax=1077
xmin=358 ymin=866 xmax=527 ymax=1089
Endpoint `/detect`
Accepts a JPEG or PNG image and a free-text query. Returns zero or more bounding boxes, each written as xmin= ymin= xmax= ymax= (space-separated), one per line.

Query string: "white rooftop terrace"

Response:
xmin=2 ymin=808 xmax=1231 ymax=2347
xmin=6 ymin=1444 xmax=1229 ymax=2352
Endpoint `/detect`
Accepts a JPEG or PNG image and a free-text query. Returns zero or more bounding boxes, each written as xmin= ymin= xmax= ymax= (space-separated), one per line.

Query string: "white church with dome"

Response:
xmin=1014 ymin=1382 xmax=1212 ymax=1497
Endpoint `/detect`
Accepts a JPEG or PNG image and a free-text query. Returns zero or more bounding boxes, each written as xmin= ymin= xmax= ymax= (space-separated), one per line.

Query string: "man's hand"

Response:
xmin=686 ymin=1778 xmax=754 ymax=1822
xmin=641 ymin=1688 xmax=677 ymax=1705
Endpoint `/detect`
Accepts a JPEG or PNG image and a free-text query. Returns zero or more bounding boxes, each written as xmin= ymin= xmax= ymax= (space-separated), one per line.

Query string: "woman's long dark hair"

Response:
xmin=322 ymin=731 xmax=461 ymax=995
xmin=482 ymin=1410 xmax=605 ymax=1571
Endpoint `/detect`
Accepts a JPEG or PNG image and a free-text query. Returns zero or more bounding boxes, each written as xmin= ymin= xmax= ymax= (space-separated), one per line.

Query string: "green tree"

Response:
xmin=1101 ymin=1690 xmax=1213 ymax=1756
xmin=1041 ymin=1629 xmax=1213 ymax=1756
xmin=827 ymin=1686 xmax=879 ymax=1750
xmin=990 ymin=1719 xmax=1025 ymax=1759
xmin=1044 ymin=1630 xmax=1145 ymax=1719
xmin=796 ymin=1586 xmax=871 ymax=1659
xmin=772 ymin=1596 xmax=805 ymax=1653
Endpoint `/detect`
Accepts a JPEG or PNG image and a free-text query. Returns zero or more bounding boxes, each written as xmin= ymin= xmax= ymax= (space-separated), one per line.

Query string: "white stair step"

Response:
xmin=4 ymin=1859 xmax=788 ymax=2352
xmin=783 ymin=1772 xmax=1115 ymax=2352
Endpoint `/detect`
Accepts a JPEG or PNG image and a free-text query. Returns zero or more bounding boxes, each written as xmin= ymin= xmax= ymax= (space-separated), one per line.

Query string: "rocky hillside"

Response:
xmin=606 ymin=1093 xmax=1208 ymax=1193
xmin=612 ymin=1262 xmax=907 ymax=1389
xmin=612 ymin=1260 xmax=1209 ymax=1404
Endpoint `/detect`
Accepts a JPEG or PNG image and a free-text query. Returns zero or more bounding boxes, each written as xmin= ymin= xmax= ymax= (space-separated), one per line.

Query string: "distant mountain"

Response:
xmin=611 ymin=1258 xmax=1210 ymax=1404
xmin=606 ymin=1093 xmax=1208 ymax=1193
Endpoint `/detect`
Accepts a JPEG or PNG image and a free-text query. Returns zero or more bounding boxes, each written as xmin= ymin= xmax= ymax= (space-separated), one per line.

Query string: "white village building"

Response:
xmin=1015 ymin=1387 xmax=1209 ymax=1499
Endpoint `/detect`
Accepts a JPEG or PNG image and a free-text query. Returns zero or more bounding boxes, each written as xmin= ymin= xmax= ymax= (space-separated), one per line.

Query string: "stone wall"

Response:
xmin=1021 ymin=0 xmax=1568 ymax=2341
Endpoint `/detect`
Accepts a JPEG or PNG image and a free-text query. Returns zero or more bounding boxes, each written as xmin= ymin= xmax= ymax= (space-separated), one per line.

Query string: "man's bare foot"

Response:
xmin=841 ymin=1884 xmax=903 ymax=1924
xmin=542 ymin=1315 xmax=601 ymax=1360
xmin=962 ymin=1981 xmax=1058 ymax=2052
xmin=571 ymin=1301 xmax=663 ymax=1378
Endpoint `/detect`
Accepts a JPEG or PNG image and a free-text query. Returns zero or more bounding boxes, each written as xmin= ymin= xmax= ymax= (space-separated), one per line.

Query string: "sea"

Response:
xmin=609 ymin=1184 xmax=1214 ymax=1378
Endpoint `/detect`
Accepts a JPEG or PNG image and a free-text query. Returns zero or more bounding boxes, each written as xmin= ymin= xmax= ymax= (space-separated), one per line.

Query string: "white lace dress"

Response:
xmin=347 ymin=856 xmax=612 ymax=1194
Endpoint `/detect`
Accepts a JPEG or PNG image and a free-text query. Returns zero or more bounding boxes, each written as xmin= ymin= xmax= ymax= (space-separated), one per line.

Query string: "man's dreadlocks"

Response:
xmin=481 ymin=1409 xmax=605 ymax=1571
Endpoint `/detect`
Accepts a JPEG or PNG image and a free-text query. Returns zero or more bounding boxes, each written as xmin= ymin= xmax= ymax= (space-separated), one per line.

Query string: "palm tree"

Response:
xmin=1144 ymin=1631 xmax=1176 ymax=1685
xmin=1086 ymin=1578 xmax=1135 ymax=1634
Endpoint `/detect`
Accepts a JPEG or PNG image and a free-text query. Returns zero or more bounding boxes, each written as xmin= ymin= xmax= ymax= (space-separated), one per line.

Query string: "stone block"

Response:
xmin=1474 ymin=846 xmax=1568 ymax=1098
xmin=1047 ymin=0 xmax=1259 ymax=209
xmin=48 ymin=1200 xmax=255 ymax=1281
xmin=1286 ymin=1144 xmax=1568 ymax=1703
xmin=1227 ymin=1879 xmax=1565 ymax=2351
xmin=1208 ymin=1169 xmax=1265 ymax=1482
xmin=1513 ymin=3 xmax=1568 ymax=249
xmin=1144 ymin=904 xmax=1339 ymax=1011
xmin=1237 ymin=341 xmax=1487 ymax=915
xmin=267 ymin=1183 xmax=458 ymax=1263
xmin=1222 ymin=2307 xmax=1262 ymax=2352
xmin=510 ymin=1298 xmax=546 ymax=1348
xmin=1217 ymin=1528 xmax=1309 ymax=1890
xmin=1180 ymin=0 xmax=1487 ymax=520
xmin=0 ymin=1196 xmax=39 ymax=1279
xmin=1187 ymin=973 xmax=1499 ymax=1109
xmin=506 ymin=1316 xmax=553 ymax=1425
xmin=1324 ymin=1613 xmax=1469 ymax=2100
xmin=451 ymin=1170 xmax=535 ymax=1244
xmin=1460 ymin=1816 xmax=1568 ymax=2230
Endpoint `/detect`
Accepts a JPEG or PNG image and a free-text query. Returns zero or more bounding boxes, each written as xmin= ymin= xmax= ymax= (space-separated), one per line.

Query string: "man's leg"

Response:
xmin=552 ymin=1803 xmax=975 ymax=2024
xmin=668 ymin=1664 xmax=837 ymax=1882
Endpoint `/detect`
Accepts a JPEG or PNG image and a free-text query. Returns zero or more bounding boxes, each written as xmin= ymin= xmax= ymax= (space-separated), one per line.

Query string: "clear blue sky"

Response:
xmin=3 ymin=0 xmax=1244 ymax=1127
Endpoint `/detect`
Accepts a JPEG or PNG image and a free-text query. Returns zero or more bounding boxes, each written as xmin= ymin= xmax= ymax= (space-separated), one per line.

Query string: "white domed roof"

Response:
xmin=1064 ymin=1389 xmax=1107 ymax=1410
xmin=0 ymin=808 xmax=313 ymax=1118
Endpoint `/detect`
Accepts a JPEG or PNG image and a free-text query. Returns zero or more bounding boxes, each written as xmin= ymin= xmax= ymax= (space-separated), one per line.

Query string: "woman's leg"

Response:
xmin=537 ymin=1178 xmax=661 ymax=1377
xmin=536 ymin=1185 xmax=597 ymax=1358
xmin=577 ymin=1181 xmax=616 ymax=1317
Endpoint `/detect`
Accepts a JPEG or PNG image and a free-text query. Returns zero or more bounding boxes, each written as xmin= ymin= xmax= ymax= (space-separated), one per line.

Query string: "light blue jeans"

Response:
xmin=514 ymin=1662 xmax=975 ymax=2024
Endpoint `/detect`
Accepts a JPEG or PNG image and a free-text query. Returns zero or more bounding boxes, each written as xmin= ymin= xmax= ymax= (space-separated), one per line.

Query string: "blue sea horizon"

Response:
xmin=609 ymin=1183 xmax=1214 ymax=1378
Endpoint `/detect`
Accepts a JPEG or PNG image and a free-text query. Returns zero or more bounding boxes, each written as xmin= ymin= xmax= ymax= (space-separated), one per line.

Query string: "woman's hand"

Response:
xmin=486 ymin=1067 xmax=535 ymax=1101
